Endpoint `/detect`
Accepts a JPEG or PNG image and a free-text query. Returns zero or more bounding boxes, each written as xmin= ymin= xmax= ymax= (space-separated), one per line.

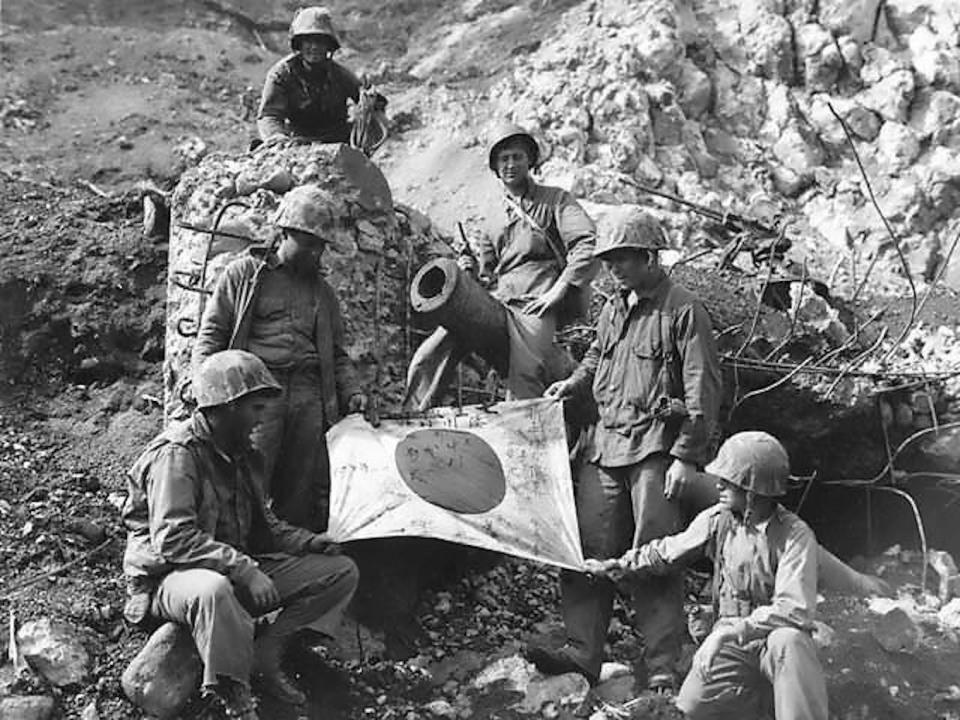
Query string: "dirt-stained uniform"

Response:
xmin=257 ymin=54 xmax=362 ymax=143
xmin=558 ymin=273 xmax=722 ymax=682
xmin=122 ymin=411 xmax=357 ymax=691
xmin=405 ymin=179 xmax=596 ymax=408
xmin=192 ymin=248 xmax=359 ymax=531
xmin=618 ymin=501 xmax=829 ymax=720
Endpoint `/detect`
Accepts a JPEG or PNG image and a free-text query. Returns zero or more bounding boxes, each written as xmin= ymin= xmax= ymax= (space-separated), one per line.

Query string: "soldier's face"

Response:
xmin=300 ymin=35 xmax=336 ymax=66
xmin=716 ymin=477 xmax=748 ymax=514
xmin=279 ymin=229 xmax=327 ymax=270
xmin=495 ymin=143 xmax=532 ymax=190
xmin=603 ymin=248 xmax=659 ymax=291
xmin=227 ymin=394 xmax=271 ymax=450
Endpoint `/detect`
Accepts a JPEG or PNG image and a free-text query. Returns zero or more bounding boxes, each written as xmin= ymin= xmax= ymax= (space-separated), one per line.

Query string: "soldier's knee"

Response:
xmin=766 ymin=627 xmax=813 ymax=661
xmin=195 ymin=572 xmax=238 ymax=607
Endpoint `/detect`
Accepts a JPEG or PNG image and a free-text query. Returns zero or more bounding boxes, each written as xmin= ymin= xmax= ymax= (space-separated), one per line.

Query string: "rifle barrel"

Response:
xmin=176 ymin=223 xmax=254 ymax=242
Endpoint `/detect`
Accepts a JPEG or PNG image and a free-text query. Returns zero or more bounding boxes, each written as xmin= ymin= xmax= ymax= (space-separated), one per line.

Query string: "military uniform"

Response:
xmin=122 ymin=408 xmax=357 ymax=692
xmin=557 ymin=273 xmax=722 ymax=681
xmin=257 ymin=55 xmax=362 ymax=142
xmin=618 ymin=502 xmax=828 ymax=719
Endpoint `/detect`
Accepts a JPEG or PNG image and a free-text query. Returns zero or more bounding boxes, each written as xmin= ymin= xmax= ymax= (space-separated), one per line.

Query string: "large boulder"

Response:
xmin=121 ymin=622 xmax=202 ymax=720
xmin=165 ymin=141 xmax=449 ymax=420
xmin=16 ymin=619 xmax=89 ymax=688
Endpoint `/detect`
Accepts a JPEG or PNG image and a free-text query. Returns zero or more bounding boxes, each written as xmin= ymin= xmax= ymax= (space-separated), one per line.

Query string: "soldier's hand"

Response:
xmin=308 ymin=533 xmax=342 ymax=555
xmin=664 ymin=458 xmax=698 ymax=501
xmin=246 ymin=569 xmax=281 ymax=612
xmin=523 ymin=280 xmax=568 ymax=318
xmin=544 ymin=380 xmax=572 ymax=400
xmin=584 ymin=558 xmax=626 ymax=582
xmin=347 ymin=393 xmax=368 ymax=414
xmin=457 ymin=254 xmax=478 ymax=276
xmin=695 ymin=627 xmax=736 ymax=680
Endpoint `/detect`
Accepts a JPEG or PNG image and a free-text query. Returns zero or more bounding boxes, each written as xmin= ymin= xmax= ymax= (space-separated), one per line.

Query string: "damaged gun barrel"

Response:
xmin=409 ymin=257 xmax=510 ymax=374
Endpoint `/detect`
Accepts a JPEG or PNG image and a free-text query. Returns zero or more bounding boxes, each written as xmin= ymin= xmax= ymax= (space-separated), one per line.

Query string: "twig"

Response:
xmin=0 ymin=538 xmax=112 ymax=601
xmin=826 ymin=102 xmax=918 ymax=361
xmin=77 ymin=179 xmax=113 ymax=199
xmin=912 ymin=226 xmax=960 ymax=323
xmin=823 ymin=325 xmax=888 ymax=398
xmin=734 ymin=259 xmax=775 ymax=358
xmin=730 ymin=356 xmax=815 ymax=413
xmin=874 ymin=486 xmax=928 ymax=592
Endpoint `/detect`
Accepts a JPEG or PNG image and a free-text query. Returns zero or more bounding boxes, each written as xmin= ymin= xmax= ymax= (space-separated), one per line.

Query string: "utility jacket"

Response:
xmin=567 ymin=275 xmax=721 ymax=467
xmin=122 ymin=413 xmax=318 ymax=585
xmin=257 ymin=54 xmax=361 ymax=142
xmin=476 ymin=180 xmax=597 ymax=324
xmin=192 ymin=249 xmax=359 ymax=429
xmin=619 ymin=503 xmax=819 ymax=641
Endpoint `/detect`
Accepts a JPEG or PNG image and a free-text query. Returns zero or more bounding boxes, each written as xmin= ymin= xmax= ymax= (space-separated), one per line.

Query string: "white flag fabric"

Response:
xmin=326 ymin=398 xmax=585 ymax=570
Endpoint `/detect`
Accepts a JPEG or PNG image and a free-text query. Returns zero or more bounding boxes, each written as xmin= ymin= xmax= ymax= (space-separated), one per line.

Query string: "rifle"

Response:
xmin=617 ymin=175 xmax=791 ymax=268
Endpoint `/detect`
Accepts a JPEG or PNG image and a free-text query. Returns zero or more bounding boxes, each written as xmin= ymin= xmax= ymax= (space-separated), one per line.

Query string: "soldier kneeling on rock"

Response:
xmin=585 ymin=432 xmax=829 ymax=720
xmin=122 ymin=350 xmax=358 ymax=719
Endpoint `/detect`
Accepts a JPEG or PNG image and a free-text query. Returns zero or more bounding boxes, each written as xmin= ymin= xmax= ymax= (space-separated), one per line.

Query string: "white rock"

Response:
xmin=677 ymin=61 xmax=712 ymax=119
xmin=909 ymin=89 xmax=960 ymax=144
xmin=877 ymin=121 xmax=921 ymax=169
xmin=122 ymin=622 xmax=202 ymax=720
xmin=886 ymin=0 xmax=960 ymax=38
xmin=797 ymin=23 xmax=843 ymax=90
xmin=0 ymin=695 xmax=55 ymax=720
xmin=818 ymin=0 xmax=884 ymax=42
xmin=812 ymin=620 xmax=837 ymax=649
xmin=16 ymin=619 xmax=89 ymax=687
xmin=80 ymin=699 xmax=99 ymax=720
xmin=858 ymin=69 xmax=916 ymax=122
xmin=740 ymin=9 xmax=796 ymax=83
xmin=424 ymin=699 xmax=458 ymax=718
xmin=773 ymin=124 xmax=825 ymax=176
xmin=909 ymin=26 xmax=960 ymax=89
xmin=520 ymin=672 xmax=590 ymax=713
xmin=873 ymin=607 xmax=922 ymax=652
xmin=472 ymin=654 xmax=536 ymax=691
xmin=598 ymin=662 xmax=632 ymax=683
xmin=938 ymin=598 xmax=960 ymax=632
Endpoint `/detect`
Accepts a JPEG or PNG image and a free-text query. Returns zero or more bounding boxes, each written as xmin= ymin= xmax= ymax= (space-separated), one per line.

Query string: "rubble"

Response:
xmin=0 ymin=695 xmax=55 ymax=720
xmin=16 ymin=618 xmax=90 ymax=687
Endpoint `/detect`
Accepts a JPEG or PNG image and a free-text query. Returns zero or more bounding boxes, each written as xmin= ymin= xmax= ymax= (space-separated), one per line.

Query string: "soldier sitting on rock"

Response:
xmin=122 ymin=350 xmax=358 ymax=718
xmin=585 ymin=431 xmax=829 ymax=720
xmin=257 ymin=6 xmax=387 ymax=146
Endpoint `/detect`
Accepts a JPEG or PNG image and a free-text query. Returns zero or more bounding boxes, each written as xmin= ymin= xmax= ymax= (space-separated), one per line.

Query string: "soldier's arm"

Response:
xmin=669 ymin=300 xmax=722 ymax=465
xmin=554 ymin=193 xmax=598 ymax=291
xmin=257 ymin=66 xmax=291 ymax=140
xmin=622 ymin=505 xmax=716 ymax=573
xmin=329 ymin=287 xmax=361 ymax=408
xmin=191 ymin=263 xmax=240 ymax=375
xmin=146 ymin=446 xmax=259 ymax=584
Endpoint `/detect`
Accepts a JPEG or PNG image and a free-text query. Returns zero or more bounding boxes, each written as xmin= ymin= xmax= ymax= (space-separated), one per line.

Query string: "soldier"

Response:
xmin=532 ymin=209 xmax=722 ymax=690
xmin=585 ymin=431 xmax=829 ymax=720
xmin=122 ymin=350 xmax=359 ymax=717
xmin=404 ymin=122 xmax=597 ymax=409
xmin=257 ymin=6 xmax=386 ymax=143
xmin=192 ymin=184 xmax=366 ymax=532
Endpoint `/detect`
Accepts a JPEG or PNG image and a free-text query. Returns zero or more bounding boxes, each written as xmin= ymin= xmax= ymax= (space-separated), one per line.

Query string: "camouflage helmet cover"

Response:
xmin=594 ymin=208 xmax=669 ymax=258
xmin=488 ymin=121 xmax=540 ymax=171
xmin=706 ymin=431 xmax=790 ymax=497
xmin=274 ymin=184 xmax=339 ymax=240
xmin=290 ymin=6 xmax=340 ymax=51
xmin=194 ymin=350 xmax=281 ymax=409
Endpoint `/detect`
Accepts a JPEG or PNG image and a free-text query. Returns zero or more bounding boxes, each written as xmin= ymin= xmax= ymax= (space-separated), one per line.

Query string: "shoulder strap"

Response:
xmin=502 ymin=192 xmax=567 ymax=270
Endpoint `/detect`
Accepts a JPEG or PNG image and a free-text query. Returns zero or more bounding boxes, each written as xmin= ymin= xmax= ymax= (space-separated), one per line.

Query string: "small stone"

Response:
xmin=521 ymin=672 xmax=590 ymax=713
xmin=0 ymin=695 xmax=55 ymax=720
xmin=17 ymin=618 xmax=90 ymax=687
xmin=593 ymin=671 xmax=637 ymax=705
xmin=938 ymin=598 xmax=960 ymax=632
xmin=812 ymin=620 xmax=837 ymax=649
xmin=424 ymin=699 xmax=457 ymax=718
xmin=772 ymin=124 xmax=825 ymax=176
xmin=122 ymin=622 xmax=202 ymax=719
xmin=80 ymin=699 xmax=100 ymax=720
xmin=858 ymin=70 xmax=916 ymax=122
xmin=873 ymin=607 xmax=922 ymax=653
xmin=877 ymin=121 xmax=921 ymax=169
xmin=819 ymin=0 xmax=883 ymax=42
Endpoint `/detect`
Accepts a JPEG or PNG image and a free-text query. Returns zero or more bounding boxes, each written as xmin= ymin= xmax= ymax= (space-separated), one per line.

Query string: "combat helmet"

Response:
xmin=194 ymin=350 xmax=281 ymax=409
xmin=594 ymin=208 xmax=669 ymax=258
xmin=274 ymin=185 xmax=338 ymax=240
xmin=289 ymin=6 xmax=340 ymax=51
xmin=488 ymin=121 xmax=540 ymax=171
xmin=705 ymin=431 xmax=790 ymax=497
